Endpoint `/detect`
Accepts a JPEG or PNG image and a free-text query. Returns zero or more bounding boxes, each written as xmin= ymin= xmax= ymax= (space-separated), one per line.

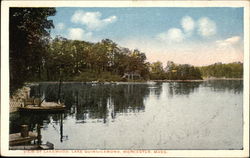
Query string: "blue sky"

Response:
xmin=49 ymin=7 xmax=243 ymax=66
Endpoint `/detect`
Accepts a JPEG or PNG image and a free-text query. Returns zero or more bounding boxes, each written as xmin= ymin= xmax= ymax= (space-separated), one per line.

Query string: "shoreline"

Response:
xmin=25 ymin=78 xmax=243 ymax=85
xmin=202 ymin=77 xmax=243 ymax=80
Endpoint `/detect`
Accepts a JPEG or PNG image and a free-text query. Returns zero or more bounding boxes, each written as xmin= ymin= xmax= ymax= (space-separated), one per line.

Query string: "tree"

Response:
xmin=125 ymin=49 xmax=148 ymax=77
xmin=149 ymin=61 xmax=165 ymax=80
xmin=165 ymin=61 xmax=202 ymax=80
xmin=9 ymin=8 xmax=56 ymax=94
xmin=199 ymin=62 xmax=243 ymax=78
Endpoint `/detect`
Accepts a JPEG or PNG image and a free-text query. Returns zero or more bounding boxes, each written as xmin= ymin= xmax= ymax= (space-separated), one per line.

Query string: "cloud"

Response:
xmin=120 ymin=16 xmax=241 ymax=66
xmin=56 ymin=22 xmax=65 ymax=30
xmin=71 ymin=10 xmax=117 ymax=31
xmin=157 ymin=28 xmax=185 ymax=43
xmin=198 ymin=17 xmax=217 ymax=37
xmin=68 ymin=28 xmax=84 ymax=40
xmin=216 ymin=36 xmax=241 ymax=47
xmin=224 ymin=36 xmax=241 ymax=43
xmin=119 ymin=35 xmax=243 ymax=67
xmin=68 ymin=28 xmax=93 ymax=41
xmin=156 ymin=16 xmax=217 ymax=43
xmin=181 ymin=16 xmax=195 ymax=34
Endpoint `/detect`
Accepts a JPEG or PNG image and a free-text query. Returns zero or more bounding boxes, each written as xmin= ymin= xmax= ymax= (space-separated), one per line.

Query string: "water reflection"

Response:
xmin=166 ymin=80 xmax=243 ymax=98
xmin=30 ymin=83 xmax=151 ymax=123
xmin=148 ymin=82 xmax=163 ymax=98
xmin=10 ymin=80 xmax=243 ymax=150
xmin=10 ymin=112 xmax=67 ymax=142
xmin=19 ymin=80 xmax=244 ymax=124
xmin=202 ymin=80 xmax=243 ymax=94
xmin=167 ymin=81 xmax=202 ymax=97
xmin=10 ymin=112 xmax=49 ymax=133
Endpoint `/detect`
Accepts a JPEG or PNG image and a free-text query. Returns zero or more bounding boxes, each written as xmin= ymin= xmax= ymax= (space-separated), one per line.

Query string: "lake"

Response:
xmin=9 ymin=80 xmax=243 ymax=150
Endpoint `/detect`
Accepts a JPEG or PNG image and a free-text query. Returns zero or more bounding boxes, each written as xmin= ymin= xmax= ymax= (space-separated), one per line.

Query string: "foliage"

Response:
xmin=164 ymin=61 xmax=202 ymax=80
xmin=38 ymin=37 xmax=150 ymax=82
xmin=73 ymin=70 xmax=122 ymax=82
xmin=9 ymin=8 xmax=56 ymax=94
xmin=149 ymin=61 xmax=166 ymax=80
xmin=199 ymin=62 xmax=243 ymax=78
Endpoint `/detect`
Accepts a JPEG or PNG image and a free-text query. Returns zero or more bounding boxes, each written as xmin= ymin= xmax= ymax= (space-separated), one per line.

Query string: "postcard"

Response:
xmin=1 ymin=0 xmax=249 ymax=157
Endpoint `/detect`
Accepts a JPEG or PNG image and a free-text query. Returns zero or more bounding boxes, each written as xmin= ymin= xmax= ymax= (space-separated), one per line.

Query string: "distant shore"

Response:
xmin=25 ymin=77 xmax=243 ymax=85
xmin=202 ymin=77 xmax=243 ymax=80
xmin=152 ymin=78 xmax=243 ymax=82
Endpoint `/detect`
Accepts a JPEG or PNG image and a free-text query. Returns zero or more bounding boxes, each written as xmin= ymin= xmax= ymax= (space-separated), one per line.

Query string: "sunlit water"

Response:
xmin=10 ymin=80 xmax=243 ymax=150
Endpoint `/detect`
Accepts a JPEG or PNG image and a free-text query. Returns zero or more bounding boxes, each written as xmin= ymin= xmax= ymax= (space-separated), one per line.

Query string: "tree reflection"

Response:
xmin=10 ymin=112 xmax=50 ymax=133
xmin=30 ymin=83 xmax=151 ymax=123
xmin=166 ymin=80 xmax=243 ymax=98
xmin=148 ymin=82 xmax=163 ymax=99
xmin=202 ymin=80 xmax=243 ymax=94
xmin=111 ymin=84 xmax=150 ymax=113
xmin=167 ymin=81 xmax=202 ymax=97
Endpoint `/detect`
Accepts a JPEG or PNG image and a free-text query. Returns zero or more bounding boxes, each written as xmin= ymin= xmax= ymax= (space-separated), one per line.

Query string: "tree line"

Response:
xmin=9 ymin=8 xmax=243 ymax=95
xmin=148 ymin=61 xmax=243 ymax=80
xmin=199 ymin=62 xmax=243 ymax=78
xmin=44 ymin=37 xmax=149 ymax=82
xmin=149 ymin=61 xmax=202 ymax=80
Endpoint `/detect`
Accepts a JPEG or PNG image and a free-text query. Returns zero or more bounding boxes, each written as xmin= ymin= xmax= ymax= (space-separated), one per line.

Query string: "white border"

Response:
xmin=1 ymin=0 xmax=249 ymax=157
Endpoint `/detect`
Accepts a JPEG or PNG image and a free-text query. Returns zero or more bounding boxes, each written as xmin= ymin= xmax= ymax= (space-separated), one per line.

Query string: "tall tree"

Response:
xmin=149 ymin=61 xmax=165 ymax=80
xmin=9 ymin=8 xmax=56 ymax=94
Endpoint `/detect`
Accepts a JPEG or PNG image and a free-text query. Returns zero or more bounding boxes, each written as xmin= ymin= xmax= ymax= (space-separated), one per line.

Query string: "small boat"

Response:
xmin=19 ymin=102 xmax=66 ymax=113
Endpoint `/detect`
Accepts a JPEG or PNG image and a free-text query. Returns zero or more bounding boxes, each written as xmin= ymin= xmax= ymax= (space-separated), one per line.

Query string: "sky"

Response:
xmin=49 ymin=7 xmax=244 ymax=66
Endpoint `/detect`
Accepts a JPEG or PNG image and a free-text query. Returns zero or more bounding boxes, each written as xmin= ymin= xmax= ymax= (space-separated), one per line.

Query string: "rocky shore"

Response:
xmin=9 ymin=86 xmax=30 ymax=113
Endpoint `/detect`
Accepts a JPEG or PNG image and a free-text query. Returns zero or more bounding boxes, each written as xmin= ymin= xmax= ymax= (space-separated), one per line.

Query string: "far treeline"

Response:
xmin=9 ymin=8 xmax=243 ymax=94
xmin=147 ymin=61 xmax=243 ymax=80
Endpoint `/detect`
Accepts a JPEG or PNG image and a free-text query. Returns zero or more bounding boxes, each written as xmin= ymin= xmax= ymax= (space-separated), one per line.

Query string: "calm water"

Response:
xmin=10 ymin=80 xmax=243 ymax=150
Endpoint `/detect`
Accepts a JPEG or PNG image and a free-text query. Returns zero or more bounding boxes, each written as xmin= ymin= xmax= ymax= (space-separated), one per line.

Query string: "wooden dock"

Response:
xmin=19 ymin=102 xmax=66 ymax=113
xmin=10 ymin=145 xmax=40 ymax=150
xmin=9 ymin=132 xmax=37 ymax=146
xmin=10 ymin=142 xmax=54 ymax=150
xmin=9 ymin=125 xmax=54 ymax=150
